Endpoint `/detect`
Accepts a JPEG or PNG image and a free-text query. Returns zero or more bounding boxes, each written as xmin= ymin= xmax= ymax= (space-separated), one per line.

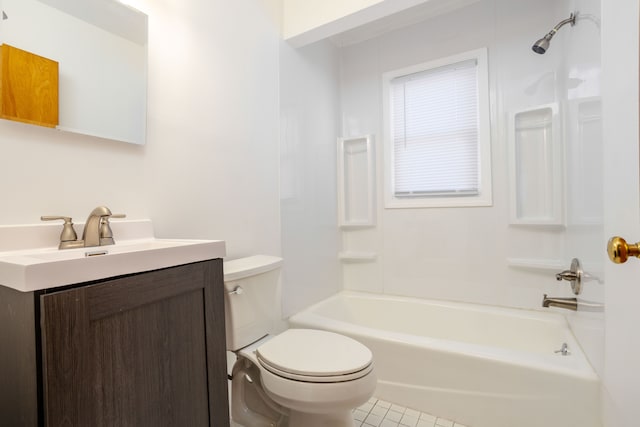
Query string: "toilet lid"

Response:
xmin=256 ymin=329 xmax=373 ymax=383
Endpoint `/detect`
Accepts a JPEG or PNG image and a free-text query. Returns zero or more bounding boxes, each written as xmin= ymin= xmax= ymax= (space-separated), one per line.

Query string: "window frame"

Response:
xmin=382 ymin=48 xmax=492 ymax=209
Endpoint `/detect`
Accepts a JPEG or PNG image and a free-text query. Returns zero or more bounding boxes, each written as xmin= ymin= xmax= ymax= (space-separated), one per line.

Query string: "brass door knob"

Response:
xmin=607 ymin=236 xmax=640 ymax=263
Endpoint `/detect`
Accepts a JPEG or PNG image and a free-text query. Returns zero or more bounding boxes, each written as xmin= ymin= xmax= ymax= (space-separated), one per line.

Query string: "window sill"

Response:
xmin=384 ymin=194 xmax=493 ymax=209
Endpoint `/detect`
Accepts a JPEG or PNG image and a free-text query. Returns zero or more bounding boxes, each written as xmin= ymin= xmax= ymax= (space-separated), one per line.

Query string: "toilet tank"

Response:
xmin=223 ymin=255 xmax=283 ymax=351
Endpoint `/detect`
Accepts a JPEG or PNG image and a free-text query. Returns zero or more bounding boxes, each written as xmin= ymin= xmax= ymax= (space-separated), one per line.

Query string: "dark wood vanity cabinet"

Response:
xmin=0 ymin=259 xmax=229 ymax=427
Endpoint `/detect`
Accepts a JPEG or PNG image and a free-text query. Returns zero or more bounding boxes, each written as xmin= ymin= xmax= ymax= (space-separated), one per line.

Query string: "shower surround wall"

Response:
xmin=338 ymin=0 xmax=604 ymax=376
xmin=279 ymin=39 xmax=342 ymax=317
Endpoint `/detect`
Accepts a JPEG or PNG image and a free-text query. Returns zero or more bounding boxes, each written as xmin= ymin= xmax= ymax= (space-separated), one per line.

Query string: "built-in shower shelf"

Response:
xmin=507 ymin=257 xmax=564 ymax=272
xmin=509 ymin=104 xmax=564 ymax=226
xmin=337 ymin=135 xmax=375 ymax=228
xmin=338 ymin=251 xmax=377 ymax=263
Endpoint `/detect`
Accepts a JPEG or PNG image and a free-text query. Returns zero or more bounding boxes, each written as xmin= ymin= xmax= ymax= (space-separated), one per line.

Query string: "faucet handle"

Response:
xmin=555 ymin=270 xmax=578 ymax=281
xmin=554 ymin=258 xmax=582 ymax=295
xmin=41 ymin=216 xmax=78 ymax=243
xmin=99 ymin=213 xmax=126 ymax=245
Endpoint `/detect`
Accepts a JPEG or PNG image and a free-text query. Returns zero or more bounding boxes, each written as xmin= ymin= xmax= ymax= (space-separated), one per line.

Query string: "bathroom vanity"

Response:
xmin=0 ymin=221 xmax=229 ymax=427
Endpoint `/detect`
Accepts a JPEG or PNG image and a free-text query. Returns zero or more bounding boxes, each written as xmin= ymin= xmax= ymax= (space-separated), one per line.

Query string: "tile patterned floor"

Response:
xmin=353 ymin=397 xmax=469 ymax=427
xmin=230 ymin=396 xmax=470 ymax=426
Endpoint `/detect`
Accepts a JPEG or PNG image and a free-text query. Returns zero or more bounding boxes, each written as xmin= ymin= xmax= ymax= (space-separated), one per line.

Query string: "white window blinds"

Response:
xmin=390 ymin=59 xmax=479 ymax=197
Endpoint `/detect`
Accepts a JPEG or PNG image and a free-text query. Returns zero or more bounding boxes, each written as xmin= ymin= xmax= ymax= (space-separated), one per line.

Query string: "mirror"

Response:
xmin=0 ymin=0 xmax=147 ymax=144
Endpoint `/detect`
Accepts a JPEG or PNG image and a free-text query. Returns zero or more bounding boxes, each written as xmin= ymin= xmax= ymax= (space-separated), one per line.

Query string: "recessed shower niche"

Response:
xmin=337 ymin=135 xmax=375 ymax=228
xmin=509 ymin=104 xmax=563 ymax=226
xmin=337 ymin=135 xmax=377 ymax=264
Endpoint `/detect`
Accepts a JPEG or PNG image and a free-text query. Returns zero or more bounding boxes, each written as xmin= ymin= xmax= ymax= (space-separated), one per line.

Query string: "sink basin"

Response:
xmin=0 ymin=237 xmax=226 ymax=292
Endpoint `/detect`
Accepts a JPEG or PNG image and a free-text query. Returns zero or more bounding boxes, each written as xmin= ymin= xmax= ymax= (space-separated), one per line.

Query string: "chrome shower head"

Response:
xmin=532 ymin=12 xmax=576 ymax=54
xmin=532 ymin=35 xmax=552 ymax=54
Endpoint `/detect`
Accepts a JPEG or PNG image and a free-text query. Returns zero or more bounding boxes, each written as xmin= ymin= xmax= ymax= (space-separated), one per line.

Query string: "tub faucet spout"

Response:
xmin=542 ymin=294 xmax=578 ymax=311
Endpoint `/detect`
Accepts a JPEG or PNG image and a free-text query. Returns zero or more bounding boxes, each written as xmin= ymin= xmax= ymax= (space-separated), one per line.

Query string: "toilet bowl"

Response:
xmin=224 ymin=256 xmax=376 ymax=427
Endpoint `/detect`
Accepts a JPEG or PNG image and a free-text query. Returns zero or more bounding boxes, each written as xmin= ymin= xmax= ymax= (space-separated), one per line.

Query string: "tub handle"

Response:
xmin=555 ymin=258 xmax=582 ymax=295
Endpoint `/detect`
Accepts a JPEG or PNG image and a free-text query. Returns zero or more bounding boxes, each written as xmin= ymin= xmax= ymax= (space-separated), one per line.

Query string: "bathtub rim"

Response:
xmin=288 ymin=290 xmax=599 ymax=382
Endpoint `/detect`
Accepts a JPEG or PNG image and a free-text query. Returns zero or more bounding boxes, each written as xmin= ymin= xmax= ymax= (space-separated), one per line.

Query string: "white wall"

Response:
xmin=0 ymin=121 xmax=148 ymax=225
xmin=0 ymin=0 xmax=283 ymax=261
xmin=140 ymin=0 xmax=282 ymax=259
xmin=279 ymin=39 xmax=342 ymax=317
xmin=339 ymin=0 xmax=604 ymax=373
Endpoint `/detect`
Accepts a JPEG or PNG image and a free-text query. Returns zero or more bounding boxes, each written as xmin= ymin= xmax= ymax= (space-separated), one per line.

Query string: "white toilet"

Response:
xmin=224 ymin=255 xmax=376 ymax=427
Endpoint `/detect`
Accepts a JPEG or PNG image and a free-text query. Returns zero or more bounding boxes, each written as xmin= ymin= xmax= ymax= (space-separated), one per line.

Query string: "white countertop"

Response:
xmin=0 ymin=220 xmax=226 ymax=292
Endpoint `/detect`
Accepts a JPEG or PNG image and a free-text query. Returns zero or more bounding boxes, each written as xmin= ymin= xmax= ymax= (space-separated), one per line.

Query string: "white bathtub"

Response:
xmin=288 ymin=291 xmax=600 ymax=427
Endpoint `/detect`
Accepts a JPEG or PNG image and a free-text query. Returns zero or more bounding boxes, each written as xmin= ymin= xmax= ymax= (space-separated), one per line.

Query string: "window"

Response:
xmin=383 ymin=48 xmax=492 ymax=208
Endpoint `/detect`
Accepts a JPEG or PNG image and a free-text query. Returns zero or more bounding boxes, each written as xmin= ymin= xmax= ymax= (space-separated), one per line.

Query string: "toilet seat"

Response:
xmin=259 ymin=359 xmax=374 ymax=383
xmin=255 ymin=329 xmax=373 ymax=383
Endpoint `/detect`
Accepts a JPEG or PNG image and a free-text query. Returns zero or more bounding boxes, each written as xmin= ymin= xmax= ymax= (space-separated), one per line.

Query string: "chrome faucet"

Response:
xmin=42 ymin=206 xmax=126 ymax=249
xmin=542 ymin=294 xmax=578 ymax=311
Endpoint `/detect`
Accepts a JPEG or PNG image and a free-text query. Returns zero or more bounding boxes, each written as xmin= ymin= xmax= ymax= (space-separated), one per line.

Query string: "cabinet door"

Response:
xmin=40 ymin=260 xmax=229 ymax=427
